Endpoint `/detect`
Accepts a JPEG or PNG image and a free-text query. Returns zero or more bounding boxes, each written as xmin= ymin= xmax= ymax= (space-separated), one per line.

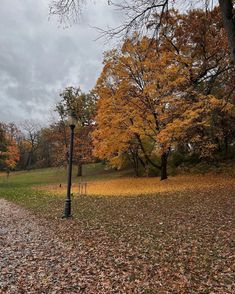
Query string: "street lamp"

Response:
xmin=63 ymin=110 xmax=77 ymax=218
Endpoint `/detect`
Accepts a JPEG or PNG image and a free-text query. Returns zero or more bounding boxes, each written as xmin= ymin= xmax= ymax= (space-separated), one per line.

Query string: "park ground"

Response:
xmin=0 ymin=164 xmax=234 ymax=293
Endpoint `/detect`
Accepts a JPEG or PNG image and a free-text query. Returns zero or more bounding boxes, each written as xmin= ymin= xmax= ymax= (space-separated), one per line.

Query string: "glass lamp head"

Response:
xmin=68 ymin=111 xmax=77 ymax=127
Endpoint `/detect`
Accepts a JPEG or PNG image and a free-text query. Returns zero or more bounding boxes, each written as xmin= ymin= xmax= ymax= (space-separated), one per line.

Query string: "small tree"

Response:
xmin=0 ymin=123 xmax=20 ymax=175
xmin=55 ymin=87 xmax=97 ymax=175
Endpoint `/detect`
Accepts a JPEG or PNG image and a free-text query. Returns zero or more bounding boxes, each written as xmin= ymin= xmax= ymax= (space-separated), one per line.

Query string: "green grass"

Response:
xmin=0 ymin=163 xmax=132 ymax=187
xmin=0 ymin=163 xmax=133 ymax=216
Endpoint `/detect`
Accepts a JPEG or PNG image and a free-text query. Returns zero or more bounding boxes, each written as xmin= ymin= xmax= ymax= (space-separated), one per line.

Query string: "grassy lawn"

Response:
xmin=0 ymin=165 xmax=234 ymax=292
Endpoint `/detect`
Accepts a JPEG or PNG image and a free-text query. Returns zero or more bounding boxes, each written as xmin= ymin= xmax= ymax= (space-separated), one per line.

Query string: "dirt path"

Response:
xmin=0 ymin=199 xmax=92 ymax=294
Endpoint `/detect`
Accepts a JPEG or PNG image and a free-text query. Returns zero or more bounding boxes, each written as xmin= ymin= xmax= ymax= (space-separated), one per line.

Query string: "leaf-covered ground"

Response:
xmin=0 ymin=175 xmax=234 ymax=293
xmin=37 ymin=174 xmax=235 ymax=196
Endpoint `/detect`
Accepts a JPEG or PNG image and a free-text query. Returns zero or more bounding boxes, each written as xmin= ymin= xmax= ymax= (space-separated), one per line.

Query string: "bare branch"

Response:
xmin=49 ymin=0 xmax=86 ymax=25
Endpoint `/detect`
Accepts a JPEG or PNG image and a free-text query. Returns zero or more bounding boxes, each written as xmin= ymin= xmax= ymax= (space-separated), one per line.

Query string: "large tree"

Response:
xmin=93 ymin=9 xmax=235 ymax=180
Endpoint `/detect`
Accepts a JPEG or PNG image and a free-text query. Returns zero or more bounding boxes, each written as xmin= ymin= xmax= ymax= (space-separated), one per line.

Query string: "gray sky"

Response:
xmin=0 ymin=0 xmax=218 ymax=125
xmin=0 ymin=0 xmax=120 ymax=125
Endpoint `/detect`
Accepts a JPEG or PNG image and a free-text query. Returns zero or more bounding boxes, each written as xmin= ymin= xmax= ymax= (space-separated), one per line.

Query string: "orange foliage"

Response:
xmin=1 ymin=134 xmax=20 ymax=170
xmin=92 ymin=8 xmax=234 ymax=178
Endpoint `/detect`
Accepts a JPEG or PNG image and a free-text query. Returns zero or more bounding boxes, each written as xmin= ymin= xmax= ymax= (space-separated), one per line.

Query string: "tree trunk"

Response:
xmin=134 ymin=156 xmax=139 ymax=177
xmin=135 ymin=133 xmax=161 ymax=169
xmin=224 ymin=136 xmax=229 ymax=155
xmin=219 ymin=0 xmax=235 ymax=64
xmin=144 ymin=162 xmax=149 ymax=177
xmin=133 ymin=162 xmax=139 ymax=177
xmin=130 ymin=151 xmax=139 ymax=177
xmin=77 ymin=162 xmax=82 ymax=177
xmin=26 ymin=151 xmax=32 ymax=170
xmin=160 ymin=153 xmax=168 ymax=180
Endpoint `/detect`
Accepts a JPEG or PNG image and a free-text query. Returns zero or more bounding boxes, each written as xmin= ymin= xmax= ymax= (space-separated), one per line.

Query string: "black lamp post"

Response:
xmin=63 ymin=111 xmax=77 ymax=218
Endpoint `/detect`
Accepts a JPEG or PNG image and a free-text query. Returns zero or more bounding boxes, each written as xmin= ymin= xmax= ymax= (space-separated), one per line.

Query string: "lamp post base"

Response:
xmin=63 ymin=199 xmax=71 ymax=218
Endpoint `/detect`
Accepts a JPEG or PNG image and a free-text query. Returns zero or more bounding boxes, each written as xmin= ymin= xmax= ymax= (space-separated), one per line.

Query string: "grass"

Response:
xmin=0 ymin=164 xmax=234 ymax=292
xmin=0 ymin=163 xmax=136 ymax=217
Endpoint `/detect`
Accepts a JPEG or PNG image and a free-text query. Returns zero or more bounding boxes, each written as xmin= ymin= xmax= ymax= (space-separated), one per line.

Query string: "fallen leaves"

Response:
xmin=0 ymin=175 xmax=234 ymax=293
xmin=36 ymin=174 xmax=235 ymax=197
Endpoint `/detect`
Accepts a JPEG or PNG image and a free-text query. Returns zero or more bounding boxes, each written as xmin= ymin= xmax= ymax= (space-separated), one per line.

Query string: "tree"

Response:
xmin=219 ymin=0 xmax=235 ymax=63
xmin=93 ymin=9 xmax=235 ymax=179
xmin=54 ymin=87 xmax=97 ymax=175
xmin=0 ymin=123 xmax=20 ymax=174
xmin=93 ymin=37 xmax=187 ymax=180
xmin=21 ymin=121 xmax=40 ymax=170
xmin=49 ymin=0 xmax=235 ymax=64
xmin=42 ymin=121 xmax=69 ymax=166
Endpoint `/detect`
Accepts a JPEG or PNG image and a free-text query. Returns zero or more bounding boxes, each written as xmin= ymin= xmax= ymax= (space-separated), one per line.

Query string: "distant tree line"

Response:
xmin=0 ymin=89 xmax=96 ymax=176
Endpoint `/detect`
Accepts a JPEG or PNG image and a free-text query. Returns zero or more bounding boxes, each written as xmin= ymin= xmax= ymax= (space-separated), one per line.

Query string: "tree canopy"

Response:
xmin=92 ymin=8 xmax=235 ymax=179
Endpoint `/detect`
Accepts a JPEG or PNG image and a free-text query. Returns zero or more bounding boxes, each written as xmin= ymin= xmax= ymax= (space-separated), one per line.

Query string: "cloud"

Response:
xmin=0 ymin=0 xmax=120 ymax=125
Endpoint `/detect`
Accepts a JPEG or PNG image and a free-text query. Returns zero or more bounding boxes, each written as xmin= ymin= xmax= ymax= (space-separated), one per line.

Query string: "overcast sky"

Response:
xmin=0 ymin=0 xmax=121 ymax=125
xmin=0 ymin=0 xmax=218 ymax=126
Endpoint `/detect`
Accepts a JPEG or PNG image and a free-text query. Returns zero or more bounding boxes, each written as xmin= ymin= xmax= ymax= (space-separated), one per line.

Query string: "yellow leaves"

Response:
xmin=109 ymin=154 xmax=127 ymax=169
xmin=94 ymin=38 xmax=182 ymax=164
xmin=93 ymin=31 xmax=234 ymax=167
xmin=37 ymin=174 xmax=235 ymax=196
xmin=21 ymin=140 xmax=32 ymax=152
xmin=208 ymin=95 xmax=235 ymax=114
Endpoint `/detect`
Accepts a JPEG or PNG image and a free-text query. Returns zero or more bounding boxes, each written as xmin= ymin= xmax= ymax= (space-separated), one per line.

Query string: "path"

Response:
xmin=0 ymin=199 xmax=91 ymax=294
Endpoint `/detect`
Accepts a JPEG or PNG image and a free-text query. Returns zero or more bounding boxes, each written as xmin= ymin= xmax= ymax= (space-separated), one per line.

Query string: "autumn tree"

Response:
xmin=93 ymin=8 xmax=235 ymax=180
xmin=0 ymin=123 xmax=20 ymax=174
xmin=158 ymin=8 xmax=235 ymax=157
xmin=33 ymin=126 xmax=58 ymax=168
xmin=19 ymin=121 xmax=40 ymax=170
xmin=38 ymin=123 xmax=68 ymax=167
xmin=93 ymin=37 xmax=188 ymax=180
xmin=54 ymin=87 xmax=97 ymax=175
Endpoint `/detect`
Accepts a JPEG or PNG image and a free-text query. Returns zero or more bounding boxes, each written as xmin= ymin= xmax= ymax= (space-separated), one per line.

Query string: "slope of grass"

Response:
xmin=0 ymin=164 xmax=133 ymax=214
xmin=0 ymin=163 xmax=132 ymax=187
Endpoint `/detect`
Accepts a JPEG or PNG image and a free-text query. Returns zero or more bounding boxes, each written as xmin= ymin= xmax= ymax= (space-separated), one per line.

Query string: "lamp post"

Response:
xmin=63 ymin=111 xmax=77 ymax=218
